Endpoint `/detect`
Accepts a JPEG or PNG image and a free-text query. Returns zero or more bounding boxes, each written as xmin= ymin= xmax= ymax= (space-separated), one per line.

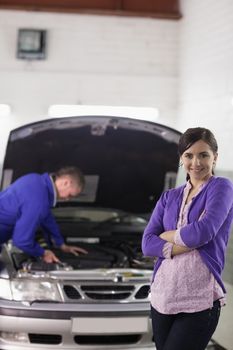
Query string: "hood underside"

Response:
xmin=1 ymin=116 xmax=181 ymax=213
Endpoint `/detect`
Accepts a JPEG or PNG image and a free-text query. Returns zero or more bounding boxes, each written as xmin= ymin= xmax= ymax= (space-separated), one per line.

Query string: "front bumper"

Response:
xmin=0 ymin=300 xmax=153 ymax=350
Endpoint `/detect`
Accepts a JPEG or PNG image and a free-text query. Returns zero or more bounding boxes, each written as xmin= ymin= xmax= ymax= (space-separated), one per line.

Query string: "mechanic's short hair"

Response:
xmin=53 ymin=166 xmax=85 ymax=190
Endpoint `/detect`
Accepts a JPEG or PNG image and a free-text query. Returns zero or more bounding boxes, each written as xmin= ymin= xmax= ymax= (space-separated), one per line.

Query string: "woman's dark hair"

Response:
xmin=53 ymin=166 xmax=85 ymax=190
xmin=178 ymin=127 xmax=218 ymax=180
xmin=178 ymin=127 xmax=218 ymax=156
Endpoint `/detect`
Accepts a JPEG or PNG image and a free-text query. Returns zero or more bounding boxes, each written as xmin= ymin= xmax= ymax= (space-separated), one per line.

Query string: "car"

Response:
xmin=0 ymin=115 xmax=181 ymax=350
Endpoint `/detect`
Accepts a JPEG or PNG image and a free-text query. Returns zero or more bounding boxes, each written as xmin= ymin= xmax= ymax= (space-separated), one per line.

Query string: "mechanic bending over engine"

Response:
xmin=0 ymin=166 xmax=87 ymax=263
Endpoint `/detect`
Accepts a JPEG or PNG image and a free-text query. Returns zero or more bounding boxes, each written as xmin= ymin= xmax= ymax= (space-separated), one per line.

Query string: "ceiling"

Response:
xmin=0 ymin=0 xmax=181 ymax=19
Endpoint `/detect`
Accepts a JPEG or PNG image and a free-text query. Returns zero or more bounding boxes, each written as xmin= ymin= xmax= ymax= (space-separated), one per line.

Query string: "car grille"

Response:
xmin=135 ymin=285 xmax=150 ymax=299
xmin=81 ymin=284 xmax=134 ymax=300
xmin=27 ymin=333 xmax=142 ymax=346
xmin=62 ymin=283 xmax=150 ymax=301
xmin=29 ymin=334 xmax=62 ymax=344
xmin=63 ymin=285 xmax=82 ymax=299
xmin=74 ymin=334 xmax=142 ymax=345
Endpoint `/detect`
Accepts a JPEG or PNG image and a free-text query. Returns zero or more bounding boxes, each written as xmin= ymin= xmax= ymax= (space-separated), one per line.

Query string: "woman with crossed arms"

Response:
xmin=142 ymin=127 xmax=233 ymax=350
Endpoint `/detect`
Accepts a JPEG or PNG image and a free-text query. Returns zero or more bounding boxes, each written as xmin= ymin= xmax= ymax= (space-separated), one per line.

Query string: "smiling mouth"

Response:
xmin=191 ymin=168 xmax=203 ymax=173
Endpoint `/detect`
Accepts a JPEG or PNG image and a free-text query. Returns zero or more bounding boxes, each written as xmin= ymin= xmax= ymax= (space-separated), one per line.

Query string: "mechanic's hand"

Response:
xmin=42 ymin=249 xmax=60 ymax=263
xmin=60 ymin=243 xmax=88 ymax=256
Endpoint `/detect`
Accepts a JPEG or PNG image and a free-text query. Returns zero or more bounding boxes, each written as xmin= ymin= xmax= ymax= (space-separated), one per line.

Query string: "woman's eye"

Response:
xmin=184 ymin=154 xmax=192 ymax=159
xmin=201 ymin=153 xmax=209 ymax=158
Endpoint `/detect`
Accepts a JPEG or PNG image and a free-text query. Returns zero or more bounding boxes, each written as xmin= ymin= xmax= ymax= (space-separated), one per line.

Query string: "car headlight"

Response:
xmin=0 ymin=278 xmax=62 ymax=302
xmin=0 ymin=279 xmax=12 ymax=299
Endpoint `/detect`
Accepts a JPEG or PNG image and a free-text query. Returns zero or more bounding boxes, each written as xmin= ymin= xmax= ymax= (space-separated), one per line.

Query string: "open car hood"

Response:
xmin=1 ymin=116 xmax=180 ymax=214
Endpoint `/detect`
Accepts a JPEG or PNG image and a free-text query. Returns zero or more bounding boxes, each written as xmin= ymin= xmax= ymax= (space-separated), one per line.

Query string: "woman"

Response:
xmin=142 ymin=127 xmax=233 ymax=350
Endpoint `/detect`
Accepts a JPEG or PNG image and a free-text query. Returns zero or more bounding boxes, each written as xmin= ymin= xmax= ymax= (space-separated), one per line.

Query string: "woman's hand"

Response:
xmin=60 ymin=243 xmax=88 ymax=256
xmin=171 ymin=244 xmax=191 ymax=256
xmin=159 ymin=230 xmax=176 ymax=243
xmin=160 ymin=231 xmax=192 ymax=256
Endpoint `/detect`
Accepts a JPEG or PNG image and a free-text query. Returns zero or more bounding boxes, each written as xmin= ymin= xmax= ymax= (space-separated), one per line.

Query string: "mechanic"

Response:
xmin=0 ymin=166 xmax=87 ymax=263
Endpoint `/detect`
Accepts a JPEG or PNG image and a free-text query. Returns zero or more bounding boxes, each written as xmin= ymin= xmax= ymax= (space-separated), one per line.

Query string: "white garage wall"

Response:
xmin=0 ymin=9 xmax=179 ymax=175
xmin=1 ymin=3 xmax=233 ymax=171
xmin=178 ymin=0 xmax=233 ymax=171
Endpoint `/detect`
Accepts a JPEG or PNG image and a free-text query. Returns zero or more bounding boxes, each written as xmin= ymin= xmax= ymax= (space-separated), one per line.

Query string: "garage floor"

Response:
xmin=207 ymin=339 xmax=227 ymax=350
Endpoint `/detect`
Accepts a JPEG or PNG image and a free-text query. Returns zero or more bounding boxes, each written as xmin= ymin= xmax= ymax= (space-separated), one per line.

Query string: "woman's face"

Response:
xmin=181 ymin=139 xmax=218 ymax=183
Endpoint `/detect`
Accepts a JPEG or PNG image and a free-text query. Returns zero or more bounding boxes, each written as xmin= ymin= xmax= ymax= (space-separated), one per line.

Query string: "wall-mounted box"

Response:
xmin=17 ymin=29 xmax=47 ymax=60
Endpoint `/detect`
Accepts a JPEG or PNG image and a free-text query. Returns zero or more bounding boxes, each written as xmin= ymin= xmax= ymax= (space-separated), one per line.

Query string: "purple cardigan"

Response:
xmin=142 ymin=176 xmax=233 ymax=293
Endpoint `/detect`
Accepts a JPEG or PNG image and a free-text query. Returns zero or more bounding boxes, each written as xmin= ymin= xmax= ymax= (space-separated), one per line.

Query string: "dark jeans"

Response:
xmin=151 ymin=300 xmax=221 ymax=350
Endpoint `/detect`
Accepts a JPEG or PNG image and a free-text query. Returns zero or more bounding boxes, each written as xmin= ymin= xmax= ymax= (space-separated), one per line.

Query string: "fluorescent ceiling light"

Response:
xmin=48 ymin=105 xmax=159 ymax=122
xmin=0 ymin=104 xmax=11 ymax=117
